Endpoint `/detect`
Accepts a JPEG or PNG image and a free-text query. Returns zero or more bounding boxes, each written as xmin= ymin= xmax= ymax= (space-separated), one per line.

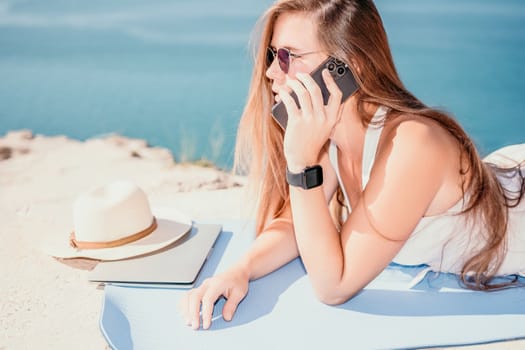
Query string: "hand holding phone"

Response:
xmin=271 ymin=57 xmax=359 ymax=130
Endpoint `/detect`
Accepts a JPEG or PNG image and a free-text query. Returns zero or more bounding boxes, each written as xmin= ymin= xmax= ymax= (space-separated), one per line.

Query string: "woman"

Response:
xmin=181 ymin=0 xmax=525 ymax=330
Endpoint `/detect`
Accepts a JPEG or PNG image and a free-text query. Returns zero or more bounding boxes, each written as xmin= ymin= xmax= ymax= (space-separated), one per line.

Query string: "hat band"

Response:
xmin=69 ymin=217 xmax=158 ymax=250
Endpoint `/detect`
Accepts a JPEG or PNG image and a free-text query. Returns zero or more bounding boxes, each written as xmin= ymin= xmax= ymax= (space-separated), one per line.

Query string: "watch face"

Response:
xmin=304 ymin=165 xmax=323 ymax=189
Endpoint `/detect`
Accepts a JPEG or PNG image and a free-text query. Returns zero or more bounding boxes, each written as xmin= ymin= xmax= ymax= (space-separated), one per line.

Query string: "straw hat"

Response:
xmin=43 ymin=180 xmax=192 ymax=261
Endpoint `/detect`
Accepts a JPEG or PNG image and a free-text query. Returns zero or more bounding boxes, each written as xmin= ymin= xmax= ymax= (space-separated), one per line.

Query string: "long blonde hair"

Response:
xmin=234 ymin=0 xmax=524 ymax=290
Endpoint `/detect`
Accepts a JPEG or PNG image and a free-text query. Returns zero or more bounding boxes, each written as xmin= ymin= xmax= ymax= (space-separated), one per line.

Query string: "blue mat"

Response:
xmin=100 ymin=221 xmax=525 ymax=350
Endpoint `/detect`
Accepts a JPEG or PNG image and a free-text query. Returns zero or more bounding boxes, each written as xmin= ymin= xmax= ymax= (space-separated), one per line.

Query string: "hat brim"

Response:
xmin=41 ymin=207 xmax=192 ymax=261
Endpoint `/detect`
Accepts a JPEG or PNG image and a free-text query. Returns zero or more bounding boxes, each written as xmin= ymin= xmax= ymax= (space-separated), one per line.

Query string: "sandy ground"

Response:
xmin=0 ymin=130 xmax=248 ymax=349
xmin=0 ymin=130 xmax=523 ymax=350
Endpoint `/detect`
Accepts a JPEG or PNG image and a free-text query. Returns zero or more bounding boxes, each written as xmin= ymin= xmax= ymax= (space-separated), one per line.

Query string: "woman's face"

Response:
xmin=266 ymin=12 xmax=328 ymax=102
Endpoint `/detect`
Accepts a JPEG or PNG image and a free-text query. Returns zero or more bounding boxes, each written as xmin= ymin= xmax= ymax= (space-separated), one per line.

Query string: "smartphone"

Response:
xmin=271 ymin=56 xmax=359 ymax=130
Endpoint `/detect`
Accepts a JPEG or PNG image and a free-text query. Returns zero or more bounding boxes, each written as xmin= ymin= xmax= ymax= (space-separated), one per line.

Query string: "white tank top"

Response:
xmin=328 ymin=106 xmax=525 ymax=277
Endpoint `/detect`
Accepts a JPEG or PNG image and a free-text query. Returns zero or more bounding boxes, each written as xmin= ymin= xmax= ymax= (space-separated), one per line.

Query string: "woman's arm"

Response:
xmin=289 ymin=120 xmax=449 ymax=304
xmin=181 ymin=150 xmax=339 ymax=329
xmin=237 ymin=212 xmax=298 ymax=280
xmin=181 ymin=206 xmax=296 ymax=330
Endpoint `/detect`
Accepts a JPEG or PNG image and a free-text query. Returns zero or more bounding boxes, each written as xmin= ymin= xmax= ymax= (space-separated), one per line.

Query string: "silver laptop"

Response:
xmin=88 ymin=223 xmax=222 ymax=289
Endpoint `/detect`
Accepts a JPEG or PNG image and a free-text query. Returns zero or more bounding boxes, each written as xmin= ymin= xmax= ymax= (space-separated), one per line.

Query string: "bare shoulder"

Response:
xmin=379 ymin=114 xmax=459 ymax=163
xmin=361 ymin=113 xmax=462 ymax=239
xmin=375 ymin=113 xmax=462 ymax=198
xmin=383 ymin=114 xmax=451 ymax=144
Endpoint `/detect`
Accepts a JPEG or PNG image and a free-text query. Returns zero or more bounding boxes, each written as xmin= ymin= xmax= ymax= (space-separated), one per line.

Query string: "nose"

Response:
xmin=265 ymin=55 xmax=285 ymax=83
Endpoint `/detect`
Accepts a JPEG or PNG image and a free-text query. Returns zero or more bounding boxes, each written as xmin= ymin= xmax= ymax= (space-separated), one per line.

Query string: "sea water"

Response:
xmin=0 ymin=0 xmax=524 ymax=169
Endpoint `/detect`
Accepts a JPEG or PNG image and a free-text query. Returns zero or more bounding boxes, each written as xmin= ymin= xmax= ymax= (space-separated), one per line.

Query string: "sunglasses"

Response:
xmin=266 ymin=47 xmax=319 ymax=74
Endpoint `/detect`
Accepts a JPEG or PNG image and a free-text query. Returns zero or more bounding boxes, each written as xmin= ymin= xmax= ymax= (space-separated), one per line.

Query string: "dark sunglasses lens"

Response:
xmin=277 ymin=48 xmax=290 ymax=73
xmin=266 ymin=48 xmax=275 ymax=68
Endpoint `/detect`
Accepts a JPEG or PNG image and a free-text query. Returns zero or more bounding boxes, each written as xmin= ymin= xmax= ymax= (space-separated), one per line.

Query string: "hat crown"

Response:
xmin=73 ymin=181 xmax=153 ymax=243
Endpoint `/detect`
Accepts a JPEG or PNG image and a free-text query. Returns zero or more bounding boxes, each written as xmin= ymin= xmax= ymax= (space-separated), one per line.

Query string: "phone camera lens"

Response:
xmin=337 ymin=66 xmax=346 ymax=76
xmin=327 ymin=62 xmax=336 ymax=72
xmin=334 ymin=59 xmax=343 ymax=65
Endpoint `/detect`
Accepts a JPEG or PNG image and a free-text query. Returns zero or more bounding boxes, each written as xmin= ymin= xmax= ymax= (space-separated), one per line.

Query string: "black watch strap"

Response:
xmin=286 ymin=165 xmax=323 ymax=189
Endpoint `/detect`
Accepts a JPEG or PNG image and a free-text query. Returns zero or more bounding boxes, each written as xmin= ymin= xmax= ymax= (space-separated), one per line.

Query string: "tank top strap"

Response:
xmin=329 ymin=140 xmax=352 ymax=212
xmin=361 ymin=106 xmax=388 ymax=188
xmin=328 ymin=106 xmax=389 ymax=213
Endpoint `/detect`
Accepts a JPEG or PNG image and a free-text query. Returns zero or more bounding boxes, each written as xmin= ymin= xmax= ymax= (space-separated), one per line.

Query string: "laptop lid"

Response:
xmin=88 ymin=223 xmax=221 ymax=288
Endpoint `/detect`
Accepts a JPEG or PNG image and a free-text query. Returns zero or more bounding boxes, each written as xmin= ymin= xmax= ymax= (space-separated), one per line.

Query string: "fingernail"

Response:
xmin=192 ymin=320 xmax=199 ymax=330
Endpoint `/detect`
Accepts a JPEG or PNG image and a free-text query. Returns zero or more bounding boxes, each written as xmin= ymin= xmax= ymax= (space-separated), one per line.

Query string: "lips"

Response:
xmin=272 ymin=88 xmax=281 ymax=103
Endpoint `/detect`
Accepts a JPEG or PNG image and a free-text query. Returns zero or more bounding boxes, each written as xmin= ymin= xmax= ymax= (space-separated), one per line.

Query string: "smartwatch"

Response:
xmin=286 ymin=165 xmax=323 ymax=190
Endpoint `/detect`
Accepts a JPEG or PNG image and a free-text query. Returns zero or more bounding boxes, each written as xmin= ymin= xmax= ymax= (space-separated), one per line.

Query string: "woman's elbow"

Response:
xmin=315 ymin=288 xmax=358 ymax=306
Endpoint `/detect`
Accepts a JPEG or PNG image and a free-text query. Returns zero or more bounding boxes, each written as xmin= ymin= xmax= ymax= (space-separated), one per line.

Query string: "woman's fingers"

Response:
xmin=285 ymin=77 xmax=313 ymax=117
xmin=296 ymin=72 xmax=324 ymax=117
xmin=278 ymin=88 xmax=299 ymax=119
xmin=187 ymin=287 xmax=205 ymax=330
xmin=179 ymin=271 xmax=248 ymax=330
xmin=200 ymin=285 xmax=227 ymax=330
xmin=184 ymin=280 xmax=224 ymax=330
xmin=284 ymin=70 xmax=342 ymax=126
xmin=222 ymin=288 xmax=246 ymax=321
